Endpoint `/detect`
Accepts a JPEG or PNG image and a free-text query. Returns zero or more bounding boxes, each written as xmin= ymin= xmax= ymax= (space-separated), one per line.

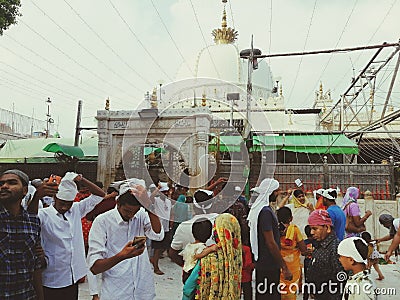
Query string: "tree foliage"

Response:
xmin=0 ymin=0 xmax=22 ymax=35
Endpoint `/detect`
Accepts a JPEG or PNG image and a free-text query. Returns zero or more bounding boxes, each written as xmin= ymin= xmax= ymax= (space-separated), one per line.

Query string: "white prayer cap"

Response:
xmin=338 ymin=237 xmax=368 ymax=264
xmin=194 ymin=189 xmax=213 ymax=198
xmin=149 ymin=183 xmax=156 ymax=189
xmin=322 ymin=188 xmax=338 ymax=200
xmin=118 ymin=178 xmax=146 ymax=197
xmin=159 ymin=182 xmax=169 ymax=192
xmin=56 ymin=173 xmax=78 ymax=201
xmin=234 ymin=186 xmax=241 ymax=192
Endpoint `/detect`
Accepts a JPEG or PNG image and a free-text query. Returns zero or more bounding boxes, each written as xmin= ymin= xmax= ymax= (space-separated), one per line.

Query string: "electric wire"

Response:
xmin=302 ymin=0 xmax=359 ymax=105
xmin=188 ymin=0 xmax=221 ymax=79
xmin=3 ymin=34 xmax=106 ymax=100
xmin=16 ymin=20 xmax=131 ymax=104
xmin=149 ymin=0 xmax=194 ymax=76
xmin=287 ymin=0 xmax=317 ymax=103
xmin=17 ymin=20 xmax=131 ymax=107
xmin=62 ymin=0 xmax=153 ymax=86
xmin=332 ymin=0 xmax=398 ymax=92
xmin=30 ymin=0 xmax=141 ymax=96
xmin=107 ymin=0 xmax=173 ymax=82
xmin=267 ymin=0 xmax=273 ymax=64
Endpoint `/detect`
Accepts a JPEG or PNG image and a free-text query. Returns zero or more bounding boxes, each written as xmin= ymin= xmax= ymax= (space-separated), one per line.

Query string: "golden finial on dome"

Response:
xmin=280 ymin=85 xmax=283 ymax=96
xmin=212 ymin=1 xmax=238 ymax=44
xmin=105 ymin=97 xmax=110 ymax=110
xmin=202 ymin=93 xmax=207 ymax=107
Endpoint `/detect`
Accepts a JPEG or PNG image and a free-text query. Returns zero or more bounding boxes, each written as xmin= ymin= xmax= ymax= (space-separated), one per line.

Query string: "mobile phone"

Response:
xmin=50 ymin=174 xmax=62 ymax=184
xmin=132 ymin=236 xmax=146 ymax=247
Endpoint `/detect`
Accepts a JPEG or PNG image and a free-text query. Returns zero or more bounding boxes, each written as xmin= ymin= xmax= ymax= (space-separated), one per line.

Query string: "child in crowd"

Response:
xmin=338 ymin=237 xmax=377 ymax=300
xmin=361 ymin=231 xmax=384 ymax=280
xmin=303 ymin=225 xmax=316 ymax=300
xmin=241 ymin=229 xmax=254 ymax=300
xmin=179 ymin=218 xmax=218 ymax=284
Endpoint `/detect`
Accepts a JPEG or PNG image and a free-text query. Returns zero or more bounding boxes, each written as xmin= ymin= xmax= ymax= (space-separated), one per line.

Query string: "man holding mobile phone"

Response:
xmin=88 ymin=179 xmax=163 ymax=300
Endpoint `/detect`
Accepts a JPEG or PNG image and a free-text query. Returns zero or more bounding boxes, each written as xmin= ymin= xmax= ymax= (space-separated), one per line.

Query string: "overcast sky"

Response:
xmin=1 ymin=0 xmax=399 ymax=138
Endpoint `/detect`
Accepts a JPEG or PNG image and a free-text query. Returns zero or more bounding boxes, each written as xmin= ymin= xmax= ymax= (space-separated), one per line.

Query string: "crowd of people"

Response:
xmin=1 ymin=168 xmax=400 ymax=300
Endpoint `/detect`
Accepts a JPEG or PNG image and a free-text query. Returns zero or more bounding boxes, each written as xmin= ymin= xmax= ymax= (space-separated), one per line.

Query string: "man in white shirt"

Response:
xmin=38 ymin=172 xmax=105 ymax=300
xmin=88 ymin=180 xmax=164 ymax=300
xmin=168 ymin=189 xmax=217 ymax=278
xmin=150 ymin=182 xmax=172 ymax=275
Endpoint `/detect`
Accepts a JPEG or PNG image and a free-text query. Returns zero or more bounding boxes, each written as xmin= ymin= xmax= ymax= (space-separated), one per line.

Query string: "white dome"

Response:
xmin=175 ymin=43 xmax=274 ymax=91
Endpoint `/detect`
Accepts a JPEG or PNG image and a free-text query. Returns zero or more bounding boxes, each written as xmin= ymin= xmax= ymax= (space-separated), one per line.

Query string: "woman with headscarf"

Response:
xmin=290 ymin=189 xmax=314 ymax=239
xmin=247 ymin=178 xmax=292 ymax=300
xmin=184 ymin=213 xmax=242 ymax=300
xmin=307 ymin=210 xmax=345 ymax=300
xmin=341 ymin=187 xmax=372 ymax=238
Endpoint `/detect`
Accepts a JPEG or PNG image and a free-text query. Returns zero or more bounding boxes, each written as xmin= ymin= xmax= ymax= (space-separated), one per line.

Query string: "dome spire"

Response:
xmin=212 ymin=0 xmax=238 ymax=45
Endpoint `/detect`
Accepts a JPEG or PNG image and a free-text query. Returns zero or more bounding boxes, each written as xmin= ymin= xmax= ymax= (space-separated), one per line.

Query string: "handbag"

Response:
xmin=343 ymin=202 xmax=366 ymax=233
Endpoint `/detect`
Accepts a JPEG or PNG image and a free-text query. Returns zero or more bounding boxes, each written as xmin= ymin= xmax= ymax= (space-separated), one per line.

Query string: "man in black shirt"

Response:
xmin=248 ymin=178 xmax=292 ymax=300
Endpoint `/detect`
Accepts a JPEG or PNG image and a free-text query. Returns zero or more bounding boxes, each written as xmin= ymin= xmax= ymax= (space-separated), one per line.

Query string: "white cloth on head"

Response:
xmin=88 ymin=207 xmax=164 ymax=300
xmin=338 ymin=237 xmax=368 ymax=264
xmin=322 ymin=188 xmax=337 ymax=200
xmin=235 ymin=186 xmax=241 ymax=192
xmin=117 ymin=178 xmax=146 ymax=199
xmin=159 ymin=182 xmax=169 ymax=192
xmin=247 ymin=178 xmax=279 ymax=261
xmin=63 ymin=172 xmax=79 ymax=181
xmin=38 ymin=194 xmax=104 ymax=288
xmin=56 ymin=175 xmax=78 ymax=201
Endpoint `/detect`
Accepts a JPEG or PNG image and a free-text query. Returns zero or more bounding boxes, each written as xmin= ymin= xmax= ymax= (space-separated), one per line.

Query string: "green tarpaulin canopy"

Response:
xmin=210 ymin=134 xmax=358 ymax=154
xmin=0 ymin=137 xmax=98 ymax=163
xmin=43 ymin=143 xmax=85 ymax=158
xmin=209 ymin=135 xmax=244 ymax=152
xmin=143 ymin=147 xmax=166 ymax=156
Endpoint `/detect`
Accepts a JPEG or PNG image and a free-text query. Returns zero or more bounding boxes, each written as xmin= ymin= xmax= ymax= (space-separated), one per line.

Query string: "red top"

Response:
xmin=241 ymin=245 xmax=255 ymax=283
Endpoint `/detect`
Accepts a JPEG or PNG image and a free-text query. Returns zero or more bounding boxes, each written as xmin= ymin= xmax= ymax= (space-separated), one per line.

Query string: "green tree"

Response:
xmin=0 ymin=0 xmax=22 ymax=35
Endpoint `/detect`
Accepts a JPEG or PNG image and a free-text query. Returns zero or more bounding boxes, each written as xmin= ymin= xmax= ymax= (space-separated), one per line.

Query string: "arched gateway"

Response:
xmin=96 ymin=107 xmax=212 ymax=189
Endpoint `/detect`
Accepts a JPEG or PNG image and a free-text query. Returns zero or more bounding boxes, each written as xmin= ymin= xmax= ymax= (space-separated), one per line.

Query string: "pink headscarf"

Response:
xmin=308 ymin=209 xmax=332 ymax=226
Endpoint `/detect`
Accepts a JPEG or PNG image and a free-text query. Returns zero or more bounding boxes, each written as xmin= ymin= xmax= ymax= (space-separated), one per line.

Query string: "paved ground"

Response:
xmin=78 ymin=256 xmax=400 ymax=299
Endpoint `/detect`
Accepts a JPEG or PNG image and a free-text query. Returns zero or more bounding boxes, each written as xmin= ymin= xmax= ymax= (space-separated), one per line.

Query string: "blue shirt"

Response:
xmin=256 ymin=206 xmax=280 ymax=270
xmin=327 ymin=205 xmax=346 ymax=241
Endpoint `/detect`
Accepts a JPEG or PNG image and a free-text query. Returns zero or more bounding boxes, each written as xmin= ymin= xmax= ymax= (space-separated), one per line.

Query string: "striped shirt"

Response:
xmin=0 ymin=204 xmax=43 ymax=299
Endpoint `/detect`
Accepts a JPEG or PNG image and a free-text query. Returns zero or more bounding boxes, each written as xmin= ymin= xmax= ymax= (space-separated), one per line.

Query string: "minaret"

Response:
xmin=212 ymin=0 xmax=238 ymax=45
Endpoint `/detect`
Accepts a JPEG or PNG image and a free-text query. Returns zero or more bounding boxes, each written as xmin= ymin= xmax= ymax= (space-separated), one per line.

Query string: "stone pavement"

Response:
xmin=78 ymin=256 xmax=400 ymax=299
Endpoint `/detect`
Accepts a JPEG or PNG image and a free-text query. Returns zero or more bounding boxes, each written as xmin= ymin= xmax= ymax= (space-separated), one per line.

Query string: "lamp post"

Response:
xmin=45 ymin=97 xmax=54 ymax=138
xmin=240 ymin=36 xmax=265 ymax=139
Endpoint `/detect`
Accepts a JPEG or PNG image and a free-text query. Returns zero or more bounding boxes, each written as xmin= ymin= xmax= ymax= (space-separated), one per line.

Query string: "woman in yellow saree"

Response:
xmin=195 ymin=213 xmax=242 ymax=300
xmin=277 ymin=207 xmax=308 ymax=300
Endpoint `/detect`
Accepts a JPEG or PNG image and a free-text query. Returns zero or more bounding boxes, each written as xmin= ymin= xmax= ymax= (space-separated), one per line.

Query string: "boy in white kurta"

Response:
xmin=88 ymin=180 xmax=164 ymax=300
xmin=338 ymin=237 xmax=377 ymax=300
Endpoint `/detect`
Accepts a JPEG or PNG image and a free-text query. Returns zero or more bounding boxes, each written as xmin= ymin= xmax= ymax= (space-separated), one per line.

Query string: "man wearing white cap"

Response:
xmin=169 ymin=189 xmax=217 ymax=276
xmin=338 ymin=237 xmax=377 ymax=300
xmin=150 ymin=182 xmax=172 ymax=275
xmin=38 ymin=172 xmax=105 ymax=300
xmin=322 ymin=188 xmax=346 ymax=241
xmin=88 ymin=180 xmax=163 ymax=300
